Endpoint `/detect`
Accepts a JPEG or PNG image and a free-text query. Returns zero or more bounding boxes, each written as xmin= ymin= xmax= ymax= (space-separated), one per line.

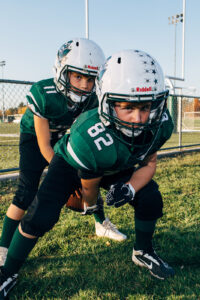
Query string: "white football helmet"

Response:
xmin=54 ymin=38 xmax=105 ymax=104
xmin=96 ymin=49 xmax=169 ymax=148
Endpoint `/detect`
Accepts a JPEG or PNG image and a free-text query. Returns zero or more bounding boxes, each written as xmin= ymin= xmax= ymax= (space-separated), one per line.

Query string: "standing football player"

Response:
xmin=0 ymin=49 xmax=175 ymax=298
xmin=0 ymin=38 xmax=126 ymax=267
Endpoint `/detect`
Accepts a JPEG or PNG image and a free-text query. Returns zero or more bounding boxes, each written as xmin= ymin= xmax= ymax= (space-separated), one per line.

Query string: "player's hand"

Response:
xmin=106 ymin=182 xmax=135 ymax=208
xmin=81 ymin=203 xmax=100 ymax=215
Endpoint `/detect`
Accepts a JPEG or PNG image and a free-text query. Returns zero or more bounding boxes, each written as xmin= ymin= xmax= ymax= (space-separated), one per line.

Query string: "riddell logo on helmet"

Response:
xmin=84 ymin=65 xmax=99 ymax=70
xmin=136 ymin=87 xmax=152 ymax=92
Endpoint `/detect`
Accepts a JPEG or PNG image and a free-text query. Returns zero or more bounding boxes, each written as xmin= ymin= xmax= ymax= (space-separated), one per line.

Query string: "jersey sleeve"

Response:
xmin=160 ymin=109 xmax=174 ymax=140
xmin=26 ymin=82 xmax=47 ymax=118
xmin=150 ymin=109 xmax=174 ymax=153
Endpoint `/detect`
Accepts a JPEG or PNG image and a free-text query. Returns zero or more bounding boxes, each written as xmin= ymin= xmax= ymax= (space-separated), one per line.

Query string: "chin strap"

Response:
xmin=67 ymin=90 xmax=88 ymax=103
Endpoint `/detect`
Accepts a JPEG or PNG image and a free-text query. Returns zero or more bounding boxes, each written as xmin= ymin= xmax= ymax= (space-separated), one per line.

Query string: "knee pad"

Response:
xmin=21 ymin=196 xmax=61 ymax=237
xmin=134 ymin=180 xmax=163 ymax=220
xmin=12 ymin=187 xmax=38 ymax=210
xmin=12 ymin=170 xmax=43 ymax=210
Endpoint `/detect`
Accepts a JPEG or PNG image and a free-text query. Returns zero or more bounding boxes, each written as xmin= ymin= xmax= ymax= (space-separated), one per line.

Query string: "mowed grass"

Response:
xmin=0 ymin=153 xmax=200 ymax=299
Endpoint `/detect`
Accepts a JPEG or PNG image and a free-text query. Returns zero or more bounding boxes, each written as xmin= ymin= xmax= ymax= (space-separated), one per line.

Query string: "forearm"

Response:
xmin=34 ymin=115 xmax=54 ymax=163
xmin=39 ymin=145 xmax=54 ymax=163
xmin=82 ymin=188 xmax=99 ymax=207
xmin=128 ymin=152 xmax=157 ymax=192
xmin=81 ymin=177 xmax=102 ymax=207
xmin=127 ymin=164 xmax=156 ymax=193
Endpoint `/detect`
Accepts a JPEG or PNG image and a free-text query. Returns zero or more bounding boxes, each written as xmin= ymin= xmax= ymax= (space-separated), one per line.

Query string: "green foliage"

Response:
xmin=0 ymin=153 xmax=200 ymax=299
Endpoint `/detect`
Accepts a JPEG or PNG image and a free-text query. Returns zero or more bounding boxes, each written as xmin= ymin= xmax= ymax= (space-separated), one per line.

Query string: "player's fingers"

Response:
xmin=114 ymin=198 xmax=127 ymax=208
xmin=75 ymin=189 xmax=82 ymax=198
xmin=106 ymin=198 xmax=115 ymax=206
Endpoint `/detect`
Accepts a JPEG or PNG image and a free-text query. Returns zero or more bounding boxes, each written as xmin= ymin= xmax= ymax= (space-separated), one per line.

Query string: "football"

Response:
xmin=66 ymin=193 xmax=85 ymax=212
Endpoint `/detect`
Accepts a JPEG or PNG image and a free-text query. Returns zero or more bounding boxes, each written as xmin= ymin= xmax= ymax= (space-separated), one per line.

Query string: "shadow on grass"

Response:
xmin=9 ymin=227 xmax=200 ymax=300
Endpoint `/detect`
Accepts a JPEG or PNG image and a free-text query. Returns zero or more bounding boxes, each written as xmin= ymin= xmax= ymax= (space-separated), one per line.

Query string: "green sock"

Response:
xmin=3 ymin=228 xmax=38 ymax=275
xmin=93 ymin=194 xmax=105 ymax=224
xmin=93 ymin=210 xmax=105 ymax=224
xmin=134 ymin=217 xmax=157 ymax=251
xmin=0 ymin=215 xmax=20 ymax=248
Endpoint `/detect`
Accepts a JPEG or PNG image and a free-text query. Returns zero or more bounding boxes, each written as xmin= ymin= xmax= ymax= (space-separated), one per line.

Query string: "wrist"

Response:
xmin=127 ymin=183 xmax=135 ymax=199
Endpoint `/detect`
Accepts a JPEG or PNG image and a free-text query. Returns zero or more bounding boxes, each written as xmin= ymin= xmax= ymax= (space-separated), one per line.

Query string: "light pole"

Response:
xmin=168 ymin=14 xmax=183 ymax=84
xmin=85 ymin=0 xmax=89 ymax=39
xmin=168 ymin=13 xmax=184 ymax=137
xmin=0 ymin=60 xmax=6 ymax=122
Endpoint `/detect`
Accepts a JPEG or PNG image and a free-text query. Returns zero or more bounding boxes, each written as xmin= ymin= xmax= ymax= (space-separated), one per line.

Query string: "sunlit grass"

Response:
xmin=0 ymin=152 xmax=200 ymax=299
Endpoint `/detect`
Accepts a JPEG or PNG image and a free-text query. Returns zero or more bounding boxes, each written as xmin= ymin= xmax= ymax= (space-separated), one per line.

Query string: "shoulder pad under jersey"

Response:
xmin=26 ymin=78 xmax=64 ymax=118
xmin=65 ymin=109 xmax=119 ymax=173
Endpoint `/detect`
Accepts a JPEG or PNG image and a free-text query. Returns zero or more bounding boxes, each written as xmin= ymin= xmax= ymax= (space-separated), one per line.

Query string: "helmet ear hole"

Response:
xmin=117 ymin=57 xmax=121 ymax=64
xmin=76 ymin=42 xmax=79 ymax=46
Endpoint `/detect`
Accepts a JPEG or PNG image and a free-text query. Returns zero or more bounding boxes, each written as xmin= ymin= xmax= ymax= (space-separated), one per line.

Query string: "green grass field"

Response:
xmin=0 ymin=152 xmax=200 ymax=299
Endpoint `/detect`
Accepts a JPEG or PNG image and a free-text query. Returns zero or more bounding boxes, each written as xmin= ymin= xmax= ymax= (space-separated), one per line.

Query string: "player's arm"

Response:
xmin=34 ymin=115 xmax=54 ymax=163
xmin=81 ymin=176 xmax=102 ymax=207
xmin=127 ymin=152 xmax=157 ymax=192
xmin=106 ymin=152 xmax=157 ymax=208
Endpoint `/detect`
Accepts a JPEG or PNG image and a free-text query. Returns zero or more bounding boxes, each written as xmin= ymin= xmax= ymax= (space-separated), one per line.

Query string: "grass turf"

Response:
xmin=0 ymin=152 xmax=199 ymax=299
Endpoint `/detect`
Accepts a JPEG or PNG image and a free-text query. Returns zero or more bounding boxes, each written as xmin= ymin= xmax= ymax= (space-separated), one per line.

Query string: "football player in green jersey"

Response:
xmin=0 ymin=39 xmax=126 ymax=268
xmin=0 ymin=49 xmax=175 ymax=298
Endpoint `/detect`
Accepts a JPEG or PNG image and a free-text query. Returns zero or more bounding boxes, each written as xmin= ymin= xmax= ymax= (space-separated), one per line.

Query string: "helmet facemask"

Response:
xmin=99 ymin=91 xmax=168 ymax=151
xmin=57 ymin=66 xmax=96 ymax=108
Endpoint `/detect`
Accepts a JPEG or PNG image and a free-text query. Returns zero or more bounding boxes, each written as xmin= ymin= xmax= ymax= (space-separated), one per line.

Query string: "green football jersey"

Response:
xmin=20 ymin=78 xmax=98 ymax=138
xmin=54 ymin=108 xmax=174 ymax=176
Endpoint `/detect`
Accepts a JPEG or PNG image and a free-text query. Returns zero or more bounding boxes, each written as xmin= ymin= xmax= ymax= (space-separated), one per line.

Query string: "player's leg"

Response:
xmin=0 ymin=155 xmax=78 ymax=297
xmin=130 ymin=180 xmax=175 ymax=280
xmin=0 ymin=133 xmax=48 ymax=265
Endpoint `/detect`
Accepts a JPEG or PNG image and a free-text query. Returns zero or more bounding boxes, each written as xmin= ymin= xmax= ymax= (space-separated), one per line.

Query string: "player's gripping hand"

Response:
xmin=106 ymin=182 xmax=135 ymax=208
xmin=81 ymin=203 xmax=100 ymax=215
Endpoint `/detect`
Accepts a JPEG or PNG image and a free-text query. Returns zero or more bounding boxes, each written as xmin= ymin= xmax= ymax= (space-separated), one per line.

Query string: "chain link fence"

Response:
xmin=0 ymin=79 xmax=200 ymax=173
xmin=0 ymin=79 xmax=34 ymax=173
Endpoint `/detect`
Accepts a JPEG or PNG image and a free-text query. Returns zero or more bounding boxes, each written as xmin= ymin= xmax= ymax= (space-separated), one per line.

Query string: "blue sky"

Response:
xmin=0 ymin=0 xmax=199 ymax=95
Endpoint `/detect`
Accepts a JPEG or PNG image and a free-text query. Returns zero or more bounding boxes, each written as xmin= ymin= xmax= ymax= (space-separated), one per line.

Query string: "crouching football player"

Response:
xmin=0 ymin=38 xmax=126 ymax=270
xmin=0 ymin=49 xmax=174 ymax=298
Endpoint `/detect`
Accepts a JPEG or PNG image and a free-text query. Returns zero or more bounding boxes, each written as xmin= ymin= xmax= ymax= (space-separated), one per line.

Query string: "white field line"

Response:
xmin=0 ymin=134 xmax=19 ymax=137
xmin=0 ymin=140 xmax=19 ymax=143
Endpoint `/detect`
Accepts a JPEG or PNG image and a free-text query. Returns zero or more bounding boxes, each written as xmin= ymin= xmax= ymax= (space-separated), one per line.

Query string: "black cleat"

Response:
xmin=132 ymin=248 xmax=175 ymax=280
xmin=0 ymin=267 xmax=18 ymax=299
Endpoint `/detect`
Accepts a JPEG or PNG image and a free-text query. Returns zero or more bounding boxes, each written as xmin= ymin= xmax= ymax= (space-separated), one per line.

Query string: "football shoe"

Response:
xmin=95 ymin=218 xmax=127 ymax=241
xmin=132 ymin=247 xmax=175 ymax=280
xmin=0 ymin=267 xmax=18 ymax=299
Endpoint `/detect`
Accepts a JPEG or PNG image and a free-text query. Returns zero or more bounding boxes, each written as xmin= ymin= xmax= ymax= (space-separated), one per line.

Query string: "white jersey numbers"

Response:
xmin=88 ymin=122 xmax=105 ymax=137
xmin=87 ymin=122 xmax=113 ymax=151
